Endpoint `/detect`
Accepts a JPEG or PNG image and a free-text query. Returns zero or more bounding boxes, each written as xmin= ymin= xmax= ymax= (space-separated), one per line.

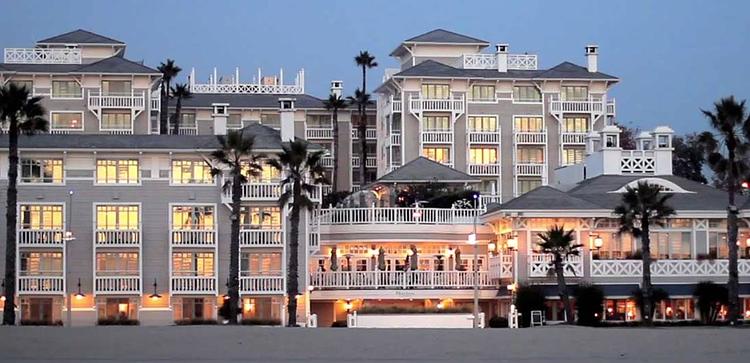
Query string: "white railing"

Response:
xmin=88 ymin=90 xmax=145 ymax=109
xmin=468 ymin=164 xmax=501 ymax=176
xmin=18 ymin=276 xmax=65 ymax=294
xmin=390 ymin=134 xmax=401 ymax=146
xmin=306 ymin=127 xmax=333 ymax=139
xmin=4 ymin=47 xmax=81 ymax=64
xmin=514 ymin=131 xmax=547 ymax=144
xmin=351 ymin=156 xmax=377 ymax=168
xmin=515 ymin=163 xmax=545 ymax=176
xmin=240 ymin=229 xmax=283 ymax=247
xmin=488 ymin=255 xmax=514 ymax=279
xmin=18 ymin=229 xmax=65 ymax=246
xmin=309 ymin=270 xmax=491 ymax=289
xmin=410 ymin=97 xmax=464 ymax=114
xmin=479 ymin=194 xmax=502 ymax=207
xmin=223 ymin=181 xmax=282 ymax=201
xmin=351 ymin=128 xmax=377 ymax=140
xmin=468 ymin=131 xmax=500 ymax=144
xmin=549 ymin=96 xmax=616 ymax=116
xmin=421 ymin=130 xmax=453 ymax=144
xmin=239 ymin=276 xmax=284 ymax=294
xmin=591 ymin=258 xmax=750 ymax=277
xmin=190 ymin=69 xmax=304 ymax=94
xmin=100 ymin=129 xmax=134 ymax=135
xmin=171 ymin=276 xmax=217 ymax=294
xmin=462 ymin=53 xmax=497 ymax=69
xmin=171 ymin=230 xmax=216 ymax=246
xmin=321 ymin=156 xmax=334 ymax=168
xmin=94 ymin=276 xmax=141 ymax=294
xmin=168 ymin=126 xmax=198 ymax=135
xmin=528 ymin=253 xmax=583 ymax=277
xmin=561 ymin=132 xmax=587 ymax=144
xmin=621 ymin=150 xmax=656 ymax=174
xmin=392 ymin=100 xmax=402 ymax=113
xmin=507 ymin=54 xmax=538 ymax=70
xmin=150 ymin=95 xmax=160 ymax=111
xmin=317 ymin=207 xmax=482 ymax=225
xmin=95 ymin=229 xmax=140 ymax=246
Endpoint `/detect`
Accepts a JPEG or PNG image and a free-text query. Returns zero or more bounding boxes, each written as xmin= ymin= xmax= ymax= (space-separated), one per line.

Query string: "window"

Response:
xmin=421 ymin=84 xmax=450 ymax=99
xmin=10 ymin=80 xmax=33 ymax=92
xmin=241 ymin=297 xmax=282 ymax=321
xmin=240 ymin=206 xmax=281 ymax=228
xmin=604 ymin=299 xmax=637 ymax=321
xmin=96 ymin=205 xmax=139 ymax=230
xmin=96 ymin=159 xmax=139 ymax=184
xmin=422 ymin=147 xmax=450 ymax=164
xmin=228 ymin=114 xmax=242 ymax=129
xmin=562 ymin=148 xmax=584 ymax=165
xmin=422 ymin=115 xmax=450 ymax=131
xmin=307 ymin=114 xmax=331 ymax=128
xmin=172 ymin=205 xmax=215 ymax=230
xmin=172 ymin=252 xmax=214 ymax=276
xmin=245 ymin=161 xmax=281 ymax=182
xmin=95 ymin=252 xmax=139 ymax=275
xmin=101 ymin=298 xmax=134 ymax=321
xmin=469 ymin=85 xmax=495 ymax=102
xmin=513 ymin=86 xmax=541 ymax=102
xmin=180 ymin=298 xmax=206 ymax=320
xmin=469 ymin=147 xmax=497 ymax=164
xmin=647 ymin=231 xmax=692 ymax=259
xmin=655 ymin=299 xmax=694 ymax=321
xmin=171 ymin=160 xmax=213 ymax=184
xmin=20 ymin=205 xmax=63 ymax=230
xmin=179 ymin=113 xmax=197 ymax=128
xmin=708 ymin=232 xmax=728 ymax=258
xmin=51 ymin=81 xmax=82 ymax=98
xmin=21 ymin=298 xmax=53 ymax=323
xmin=560 ymin=86 xmax=588 ymax=101
xmin=50 ymin=112 xmax=83 ymax=131
xmin=517 ymin=147 xmax=545 ymax=163
xmin=260 ymin=113 xmax=280 ymax=129
xmin=21 ymin=159 xmax=63 ymax=184
xmin=562 ymin=117 xmax=588 ymax=133
xmin=101 ymin=110 xmax=132 ymax=130
xmin=467 ymin=116 xmax=497 ymax=132
xmin=101 ymin=80 xmax=131 ymax=96
xmin=517 ymin=178 xmax=542 ymax=194
xmin=514 ymin=117 xmax=544 ymax=132
xmin=20 ymin=252 xmax=63 ymax=276
xmin=657 ymin=135 xmax=670 ymax=148
xmin=241 ymin=252 xmax=282 ymax=276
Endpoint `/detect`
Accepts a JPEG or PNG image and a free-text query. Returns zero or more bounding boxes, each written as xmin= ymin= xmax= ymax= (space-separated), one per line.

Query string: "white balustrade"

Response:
xmin=171 ymin=230 xmax=216 ymax=246
xmin=351 ymin=128 xmax=377 ymax=140
xmin=514 ymin=131 xmax=547 ymax=144
xmin=171 ymin=276 xmax=217 ymax=294
xmin=488 ymin=255 xmax=514 ymax=279
xmin=94 ymin=276 xmax=141 ymax=294
xmin=468 ymin=164 xmax=501 ymax=176
xmin=317 ymin=207 xmax=482 ymax=225
xmin=18 ymin=276 xmax=65 ymax=294
xmin=223 ymin=181 xmax=282 ymax=201
xmin=306 ymin=127 xmax=333 ymax=139
xmin=515 ymin=163 xmax=545 ymax=176
xmin=392 ymin=100 xmax=402 ymax=113
xmin=190 ymin=69 xmax=304 ymax=95
xmin=88 ymin=90 xmax=145 ymax=110
xmin=240 ymin=276 xmax=284 ymax=294
xmin=101 ymin=129 xmax=134 ymax=135
xmin=591 ymin=258 xmax=750 ymax=277
xmin=18 ymin=229 xmax=65 ymax=246
xmin=621 ymin=150 xmax=656 ymax=174
xmin=389 ymin=133 xmax=401 ymax=146
xmin=150 ymin=96 xmax=160 ymax=111
xmin=4 ymin=47 xmax=81 ymax=64
xmin=468 ymin=131 xmax=500 ymax=144
xmin=169 ymin=126 xmax=197 ymax=135
xmin=351 ymin=156 xmax=377 ymax=168
xmin=95 ymin=229 xmax=140 ymax=246
xmin=462 ymin=53 xmax=538 ymax=70
xmin=479 ymin=194 xmax=502 ymax=207
xmin=561 ymin=132 xmax=587 ymax=144
xmin=507 ymin=54 xmax=538 ymax=70
xmin=528 ymin=253 xmax=583 ymax=277
xmin=240 ymin=229 xmax=283 ymax=247
xmin=410 ymin=97 xmax=464 ymax=114
xmin=421 ymin=130 xmax=453 ymax=144
xmin=309 ymin=270 xmax=491 ymax=289
xmin=549 ymin=96 xmax=616 ymax=117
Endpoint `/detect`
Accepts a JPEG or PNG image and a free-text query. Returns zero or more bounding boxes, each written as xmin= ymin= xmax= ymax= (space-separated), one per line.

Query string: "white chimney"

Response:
xmin=652 ymin=126 xmax=674 ymax=175
xmin=496 ymin=43 xmax=509 ymax=73
xmin=331 ymin=80 xmax=343 ymax=97
xmin=279 ymin=97 xmax=296 ymax=142
xmin=212 ymin=103 xmax=229 ymax=135
xmin=585 ymin=45 xmax=599 ymax=73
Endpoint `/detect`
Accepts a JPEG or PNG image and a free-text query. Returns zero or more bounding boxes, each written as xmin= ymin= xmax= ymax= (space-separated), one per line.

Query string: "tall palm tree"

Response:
xmin=353 ymin=51 xmax=377 ymax=187
xmin=268 ymin=140 xmax=327 ymax=326
xmin=322 ymin=94 xmax=347 ymax=192
xmin=537 ymin=225 xmax=581 ymax=324
xmin=347 ymin=89 xmax=372 ymax=193
xmin=157 ymin=59 xmax=181 ymax=135
xmin=170 ymin=83 xmax=192 ymax=135
xmin=209 ymin=130 xmax=263 ymax=324
xmin=697 ymin=96 xmax=750 ymax=325
xmin=613 ymin=182 xmax=675 ymax=325
xmin=0 ymin=83 xmax=48 ymax=325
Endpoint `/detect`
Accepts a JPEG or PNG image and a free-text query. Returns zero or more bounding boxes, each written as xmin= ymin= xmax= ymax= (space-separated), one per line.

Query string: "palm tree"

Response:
xmin=209 ymin=130 xmax=263 ymax=324
xmin=0 ymin=83 xmax=48 ymax=325
xmin=157 ymin=59 xmax=181 ymax=135
xmin=537 ymin=225 xmax=581 ymax=324
xmin=613 ymin=182 xmax=675 ymax=325
xmin=268 ymin=140 xmax=327 ymax=326
xmin=170 ymin=83 xmax=192 ymax=135
xmin=353 ymin=51 xmax=377 ymax=187
xmin=323 ymin=94 xmax=347 ymax=192
xmin=697 ymin=96 xmax=750 ymax=325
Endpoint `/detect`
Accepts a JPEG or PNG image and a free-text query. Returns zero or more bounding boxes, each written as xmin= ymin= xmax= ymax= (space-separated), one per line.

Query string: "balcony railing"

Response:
xmin=514 ymin=131 xmax=547 ymax=144
xmin=621 ymin=150 xmax=656 ymax=174
xmin=95 ymin=229 xmax=140 ymax=247
xmin=392 ymin=100 xmax=402 ymax=113
xmin=309 ymin=270 xmax=491 ymax=290
xmin=389 ymin=134 xmax=401 ymax=146
xmin=528 ymin=253 xmax=583 ymax=277
xmin=171 ymin=230 xmax=216 ymax=247
xmin=468 ymin=163 xmax=501 ymax=176
xmin=561 ymin=132 xmax=587 ymax=144
xmin=88 ymin=90 xmax=146 ymax=110
xmin=306 ymin=127 xmax=333 ymax=139
xmin=239 ymin=276 xmax=284 ymax=294
xmin=317 ymin=207 xmax=482 ymax=225
xmin=4 ymin=47 xmax=81 ymax=64
xmin=549 ymin=96 xmax=616 ymax=116
xmin=468 ymin=131 xmax=500 ymax=144
xmin=18 ymin=276 xmax=65 ymax=294
xmin=421 ymin=130 xmax=453 ymax=144
xmin=409 ymin=97 xmax=464 ymax=114
xmin=351 ymin=128 xmax=377 ymax=140
xmin=18 ymin=229 xmax=65 ymax=246
xmin=351 ymin=156 xmax=377 ymax=168
xmin=171 ymin=276 xmax=217 ymax=294
xmin=488 ymin=255 xmax=514 ymax=279
xmin=94 ymin=276 xmax=141 ymax=294
xmin=240 ymin=229 xmax=283 ymax=247
xmin=150 ymin=95 xmax=160 ymax=111
xmin=590 ymin=257 xmax=750 ymax=277
xmin=222 ymin=181 xmax=282 ymax=202
xmin=515 ymin=163 xmax=545 ymax=176
xmin=168 ymin=125 xmax=198 ymax=135
xmin=462 ymin=53 xmax=538 ymax=71
xmin=479 ymin=194 xmax=502 ymax=207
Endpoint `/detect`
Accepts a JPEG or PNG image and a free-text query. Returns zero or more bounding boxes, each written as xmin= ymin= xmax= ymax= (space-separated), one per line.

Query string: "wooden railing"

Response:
xmin=317 ymin=207 xmax=482 ymax=225
xmin=17 ymin=276 xmax=65 ymax=294
xmin=171 ymin=276 xmax=217 ymax=294
xmin=171 ymin=230 xmax=216 ymax=246
xmin=240 ymin=229 xmax=283 ymax=247
xmin=309 ymin=270 xmax=491 ymax=289
xmin=239 ymin=276 xmax=284 ymax=294
xmin=591 ymin=257 xmax=750 ymax=277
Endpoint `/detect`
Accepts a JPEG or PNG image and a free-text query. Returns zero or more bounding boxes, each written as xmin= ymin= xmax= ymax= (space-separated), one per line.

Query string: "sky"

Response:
xmin=2 ymin=0 xmax=749 ymax=134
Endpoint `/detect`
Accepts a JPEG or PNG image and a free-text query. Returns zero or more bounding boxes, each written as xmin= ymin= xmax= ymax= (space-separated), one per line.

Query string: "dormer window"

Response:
xmin=279 ymin=99 xmax=294 ymax=110
xmin=212 ymin=105 xmax=228 ymax=116
xmin=657 ymin=135 xmax=670 ymax=148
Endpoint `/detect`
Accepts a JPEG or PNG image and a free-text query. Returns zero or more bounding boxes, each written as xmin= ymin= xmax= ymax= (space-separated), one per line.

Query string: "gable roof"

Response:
xmin=377 ymin=157 xmax=479 ymax=183
xmin=181 ymin=93 xmax=326 ymax=109
xmin=37 ymin=29 xmax=124 ymax=45
xmin=535 ymin=61 xmax=617 ymax=80
xmin=495 ymin=186 xmax=603 ymax=211
xmin=392 ymin=59 xmax=618 ymax=81
xmin=405 ymin=29 xmax=489 ymax=45
xmin=0 ymin=55 xmax=159 ymax=75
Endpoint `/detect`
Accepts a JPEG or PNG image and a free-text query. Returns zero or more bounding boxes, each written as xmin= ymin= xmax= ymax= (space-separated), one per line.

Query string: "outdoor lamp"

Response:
xmin=746 ymin=238 xmax=750 ymax=248
xmin=0 ymin=279 xmax=5 ymax=302
xmin=149 ymin=279 xmax=161 ymax=300
xmin=487 ymin=242 xmax=496 ymax=253
xmin=344 ymin=300 xmax=353 ymax=312
xmin=593 ymin=236 xmax=604 ymax=250
xmin=467 ymin=233 xmax=477 ymax=245
xmin=506 ymin=237 xmax=517 ymax=251
xmin=74 ymin=278 xmax=85 ymax=300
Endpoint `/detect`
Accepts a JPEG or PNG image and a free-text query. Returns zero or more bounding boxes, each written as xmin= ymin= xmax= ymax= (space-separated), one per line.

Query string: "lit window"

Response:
xmin=562 ymin=117 xmax=588 ymax=133
xmin=19 ymin=205 xmax=63 ymax=230
xmin=560 ymin=86 xmax=588 ymax=101
xmin=101 ymin=110 xmax=132 ymax=130
xmin=246 ymin=161 xmax=280 ymax=182
xmin=96 ymin=205 xmax=139 ymax=230
xmin=469 ymin=147 xmax=497 ymax=164
xmin=421 ymin=84 xmax=450 ymax=99
xmin=172 ymin=205 xmax=215 ymax=230
xmin=513 ymin=86 xmax=541 ymax=102
xmin=51 ymin=81 xmax=82 ymax=98
xmin=96 ymin=252 xmax=139 ymax=275
xmin=96 ymin=159 xmax=139 ymax=184
xmin=171 ymin=160 xmax=213 ymax=184
xmin=468 ymin=116 xmax=497 ymax=132
xmin=514 ymin=117 xmax=544 ymax=132
xmin=50 ymin=112 xmax=83 ymax=131
xmin=20 ymin=252 xmax=63 ymax=276
xmin=517 ymin=178 xmax=542 ymax=194
xmin=21 ymin=159 xmax=63 ymax=183
xmin=470 ymin=85 xmax=495 ymax=102
xmin=562 ymin=148 xmax=584 ymax=165
xmin=172 ymin=252 xmax=214 ymax=277
xmin=240 ymin=206 xmax=281 ymax=228
xmin=517 ymin=147 xmax=545 ymax=163
xmin=422 ymin=115 xmax=450 ymax=131
xmin=241 ymin=252 xmax=282 ymax=276
xmin=422 ymin=147 xmax=451 ymax=164
xmin=101 ymin=81 xmax=131 ymax=96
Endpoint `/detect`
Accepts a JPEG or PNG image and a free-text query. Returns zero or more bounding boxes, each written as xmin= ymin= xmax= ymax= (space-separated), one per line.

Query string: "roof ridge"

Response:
xmin=37 ymin=29 xmax=124 ymax=45
xmin=405 ymin=29 xmax=489 ymax=44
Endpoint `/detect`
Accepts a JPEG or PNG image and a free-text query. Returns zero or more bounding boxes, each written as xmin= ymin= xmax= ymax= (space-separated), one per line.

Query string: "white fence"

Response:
xmin=561 ymin=132 xmax=587 ymax=144
xmin=317 ymin=207 xmax=481 ymax=225
xmin=468 ymin=131 xmax=500 ymax=144
xmin=239 ymin=276 xmax=284 ymax=294
xmin=515 ymin=163 xmax=545 ymax=176
xmin=527 ymin=254 xmax=583 ymax=277
xmin=94 ymin=276 xmax=141 ymax=294
xmin=549 ymin=96 xmax=616 ymax=116
xmin=621 ymin=150 xmax=656 ymax=174
xmin=591 ymin=258 xmax=750 ymax=277
xmin=171 ymin=276 xmax=217 ymax=294
xmin=171 ymin=230 xmax=216 ymax=246
xmin=4 ymin=48 xmax=81 ymax=64
xmin=306 ymin=127 xmax=333 ymax=139
xmin=310 ymin=270 xmax=491 ymax=289
xmin=468 ymin=164 xmax=501 ymax=176
xmin=240 ymin=229 xmax=283 ymax=247
xmin=462 ymin=53 xmax=538 ymax=71
xmin=421 ymin=131 xmax=453 ymax=144
xmin=18 ymin=276 xmax=65 ymax=294
xmin=18 ymin=229 xmax=65 ymax=246
xmin=515 ymin=131 xmax=547 ymax=144
xmin=95 ymin=229 xmax=140 ymax=246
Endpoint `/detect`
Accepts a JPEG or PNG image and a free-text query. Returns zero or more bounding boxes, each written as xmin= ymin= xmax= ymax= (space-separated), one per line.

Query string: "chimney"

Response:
xmin=331 ymin=80 xmax=343 ymax=97
xmin=585 ymin=45 xmax=598 ymax=73
xmin=211 ymin=103 xmax=229 ymax=135
xmin=496 ymin=43 xmax=509 ymax=73
xmin=652 ymin=126 xmax=674 ymax=175
xmin=279 ymin=98 xmax=296 ymax=142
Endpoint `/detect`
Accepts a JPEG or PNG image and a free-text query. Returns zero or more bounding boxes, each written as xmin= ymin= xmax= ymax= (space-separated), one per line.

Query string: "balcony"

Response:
xmin=150 ymin=95 xmax=160 ymax=111
xmin=317 ymin=207 xmax=482 ymax=226
xmin=18 ymin=229 xmax=65 ymax=247
xmin=4 ymin=47 xmax=81 ymax=64
xmin=468 ymin=163 xmax=501 ymax=176
xmin=409 ymin=97 xmax=464 ymax=114
xmin=488 ymin=255 xmax=514 ymax=279
xmin=468 ymin=131 xmax=500 ymax=144
xmin=548 ymin=96 xmax=616 ymax=120
xmin=479 ymin=194 xmax=502 ymax=208
xmin=171 ymin=276 xmax=217 ymax=294
xmin=306 ymin=127 xmax=333 ymax=139
xmin=309 ymin=270 xmax=491 ymax=290
xmin=515 ymin=163 xmax=545 ymax=176
xmin=239 ymin=276 xmax=284 ymax=294
xmin=351 ymin=156 xmax=377 ymax=168
xmin=461 ymin=53 xmax=538 ymax=70
xmin=421 ymin=130 xmax=453 ymax=144
xmin=389 ymin=133 xmax=401 ymax=146
xmin=88 ymin=90 xmax=146 ymax=110
xmin=561 ymin=132 xmax=587 ymax=145
xmin=94 ymin=276 xmax=141 ymax=295
xmin=321 ymin=156 xmax=334 ymax=168
xmin=17 ymin=276 xmax=65 ymax=294
xmin=222 ymin=181 xmax=282 ymax=202
xmin=351 ymin=128 xmax=377 ymax=140
xmin=171 ymin=230 xmax=216 ymax=247
xmin=590 ymin=257 xmax=750 ymax=278
xmin=528 ymin=253 xmax=583 ymax=278
xmin=514 ymin=131 xmax=547 ymax=144
xmin=95 ymin=229 xmax=140 ymax=247
xmin=621 ymin=150 xmax=656 ymax=174
xmin=392 ymin=100 xmax=402 ymax=113
xmin=240 ymin=228 xmax=283 ymax=247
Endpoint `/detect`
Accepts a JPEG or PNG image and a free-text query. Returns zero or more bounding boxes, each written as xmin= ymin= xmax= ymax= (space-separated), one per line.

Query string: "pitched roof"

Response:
xmin=496 ymin=186 xmax=603 ymax=211
xmin=377 ymin=157 xmax=479 ymax=183
xmin=392 ymin=59 xmax=618 ymax=81
xmin=535 ymin=61 xmax=617 ymax=80
xmin=37 ymin=29 xmax=124 ymax=45
xmin=181 ymin=93 xmax=326 ymax=109
xmin=405 ymin=29 xmax=489 ymax=45
xmin=0 ymin=56 xmax=159 ymax=75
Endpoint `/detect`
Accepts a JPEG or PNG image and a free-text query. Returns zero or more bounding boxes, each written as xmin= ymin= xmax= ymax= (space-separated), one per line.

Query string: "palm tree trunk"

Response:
xmin=554 ymin=256 xmax=573 ymax=324
xmin=159 ymin=81 xmax=169 ymax=134
xmin=227 ymin=171 xmax=242 ymax=324
xmin=3 ymin=116 xmax=19 ymax=325
xmin=726 ymin=163 xmax=740 ymax=325
xmin=172 ymin=96 xmax=182 ymax=136
xmin=286 ymin=181 xmax=301 ymax=326
xmin=640 ymin=218 xmax=653 ymax=325
xmin=331 ymin=109 xmax=339 ymax=192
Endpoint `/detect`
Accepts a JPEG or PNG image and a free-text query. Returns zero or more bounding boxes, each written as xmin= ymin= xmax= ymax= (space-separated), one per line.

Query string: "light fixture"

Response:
xmin=593 ymin=236 xmax=604 ymax=250
xmin=487 ymin=242 xmax=496 ymax=253
xmin=74 ymin=278 xmax=85 ymax=300
xmin=746 ymin=238 xmax=750 ymax=248
xmin=467 ymin=233 xmax=477 ymax=245
xmin=223 ymin=294 xmax=231 ymax=300
xmin=149 ymin=279 xmax=161 ymax=300
xmin=607 ymin=307 xmax=613 ymax=314
xmin=506 ymin=283 xmax=517 ymax=292
xmin=436 ymin=302 xmax=445 ymax=310
xmin=344 ymin=300 xmax=353 ymax=312
xmin=407 ymin=249 xmax=414 ymax=256
xmin=444 ymin=247 xmax=454 ymax=258
xmin=307 ymin=285 xmax=315 ymax=292
xmin=506 ymin=236 xmax=517 ymax=251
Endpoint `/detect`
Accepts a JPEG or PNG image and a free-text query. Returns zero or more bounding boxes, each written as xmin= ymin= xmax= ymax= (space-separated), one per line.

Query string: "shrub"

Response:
xmin=574 ymin=284 xmax=604 ymax=326
xmin=488 ymin=316 xmax=508 ymax=328
xmin=174 ymin=318 xmax=218 ymax=325
xmin=356 ymin=306 xmax=471 ymax=314
xmin=631 ymin=287 xmax=669 ymax=320
xmin=515 ymin=284 xmax=546 ymax=327
xmin=240 ymin=318 xmax=281 ymax=326
xmin=331 ymin=320 xmax=347 ymax=327
xmin=20 ymin=319 xmax=63 ymax=326
xmin=694 ymin=281 xmax=728 ymax=324
xmin=424 ymin=190 xmax=477 ymax=209
xmin=97 ymin=318 xmax=139 ymax=326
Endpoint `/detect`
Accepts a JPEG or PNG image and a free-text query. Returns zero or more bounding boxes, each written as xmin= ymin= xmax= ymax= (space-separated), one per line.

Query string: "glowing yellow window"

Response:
xmin=171 ymin=160 xmax=213 ymax=184
xmin=469 ymin=148 xmax=497 ymax=165
xmin=96 ymin=159 xmax=139 ymax=184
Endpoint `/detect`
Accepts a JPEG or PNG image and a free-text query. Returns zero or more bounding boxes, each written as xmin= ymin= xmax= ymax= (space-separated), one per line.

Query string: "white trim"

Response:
xmin=49 ymin=110 xmax=85 ymax=133
xmin=609 ymin=178 xmax=695 ymax=194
